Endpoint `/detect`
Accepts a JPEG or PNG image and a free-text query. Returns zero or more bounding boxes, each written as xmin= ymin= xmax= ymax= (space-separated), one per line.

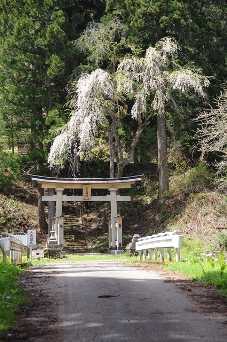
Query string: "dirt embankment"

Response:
xmin=1 ymin=180 xmax=226 ymax=248
xmin=0 ymin=182 xmax=37 ymax=234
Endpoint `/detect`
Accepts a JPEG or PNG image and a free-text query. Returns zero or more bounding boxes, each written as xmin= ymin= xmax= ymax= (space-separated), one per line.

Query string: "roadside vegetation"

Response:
xmin=164 ymin=237 xmax=227 ymax=296
xmin=30 ymin=253 xmax=136 ymax=266
xmin=0 ymin=0 xmax=226 ymax=334
xmin=167 ymin=260 xmax=227 ymax=297
xmin=0 ymin=263 xmax=25 ymax=332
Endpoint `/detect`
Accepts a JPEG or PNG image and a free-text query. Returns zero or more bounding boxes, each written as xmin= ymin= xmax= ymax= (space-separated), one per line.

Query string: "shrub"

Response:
xmin=170 ymin=162 xmax=212 ymax=194
xmin=181 ymin=238 xmax=205 ymax=263
xmin=0 ymin=263 xmax=24 ymax=331
xmin=143 ymin=175 xmax=158 ymax=199
xmin=216 ymin=231 xmax=227 ymax=251
xmin=0 ymin=152 xmax=21 ymax=190
xmin=169 ymin=143 xmax=188 ymax=173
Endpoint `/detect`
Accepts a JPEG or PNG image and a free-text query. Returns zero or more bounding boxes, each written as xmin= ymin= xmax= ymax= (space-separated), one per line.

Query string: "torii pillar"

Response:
xmin=55 ymin=188 xmax=64 ymax=245
xmin=109 ymin=188 xmax=121 ymax=249
xmin=32 ymin=175 xmax=142 ymax=251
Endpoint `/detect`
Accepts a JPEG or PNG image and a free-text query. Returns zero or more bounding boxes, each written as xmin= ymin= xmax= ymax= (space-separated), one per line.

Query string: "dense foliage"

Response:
xmin=0 ymin=151 xmax=21 ymax=189
xmin=0 ymin=0 xmax=226 ymax=187
xmin=0 ymin=263 xmax=24 ymax=331
xmin=0 ymin=0 xmax=104 ymax=172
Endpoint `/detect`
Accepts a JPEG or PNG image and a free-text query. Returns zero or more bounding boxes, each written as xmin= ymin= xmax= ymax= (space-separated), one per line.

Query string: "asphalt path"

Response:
xmin=28 ymin=261 xmax=227 ymax=342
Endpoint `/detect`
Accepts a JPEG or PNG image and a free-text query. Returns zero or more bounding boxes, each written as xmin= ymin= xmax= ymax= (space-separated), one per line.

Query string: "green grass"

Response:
xmin=166 ymin=260 xmax=227 ymax=296
xmin=31 ymin=253 xmax=137 ymax=266
xmin=0 ymin=263 xmax=25 ymax=332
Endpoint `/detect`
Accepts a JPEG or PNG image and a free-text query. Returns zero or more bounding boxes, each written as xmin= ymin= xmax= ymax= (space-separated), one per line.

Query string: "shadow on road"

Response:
xmin=6 ymin=262 xmax=227 ymax=342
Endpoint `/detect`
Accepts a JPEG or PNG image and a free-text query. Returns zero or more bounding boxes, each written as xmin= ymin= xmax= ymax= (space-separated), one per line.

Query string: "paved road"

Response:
xmin=28 ymin=262 xmax=227 ymax=342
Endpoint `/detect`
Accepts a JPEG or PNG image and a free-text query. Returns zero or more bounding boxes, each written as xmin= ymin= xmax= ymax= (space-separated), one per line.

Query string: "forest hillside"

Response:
xmin=0 ymin=0 xmax=226 ymax=252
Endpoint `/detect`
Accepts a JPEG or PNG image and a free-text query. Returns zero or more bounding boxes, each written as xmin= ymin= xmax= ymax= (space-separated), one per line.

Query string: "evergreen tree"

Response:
xmin=0 ymin=0 xmax=104 ymax=169
xmin=105 ymin=0 xmax=227 ymax=164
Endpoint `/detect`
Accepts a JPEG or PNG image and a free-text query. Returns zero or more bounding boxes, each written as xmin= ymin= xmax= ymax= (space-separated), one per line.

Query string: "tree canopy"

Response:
xmin=0 ymin=0 xmax=226 ymax=190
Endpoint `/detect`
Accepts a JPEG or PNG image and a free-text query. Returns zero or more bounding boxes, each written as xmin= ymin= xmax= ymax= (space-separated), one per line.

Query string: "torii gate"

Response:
xmin=32 ymin=175 xmax=142 ymax=251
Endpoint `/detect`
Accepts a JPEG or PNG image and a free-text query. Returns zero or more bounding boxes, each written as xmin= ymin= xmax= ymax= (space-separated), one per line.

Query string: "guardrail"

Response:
xmin=0 ymin=237 xmax=29 ymax=265
xmin=135 ymin=231 xmax=182 ymax=262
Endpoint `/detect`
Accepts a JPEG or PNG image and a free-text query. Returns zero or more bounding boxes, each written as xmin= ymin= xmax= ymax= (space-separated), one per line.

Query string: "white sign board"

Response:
xmin=27 ymin=230 xmax=36 ymax=247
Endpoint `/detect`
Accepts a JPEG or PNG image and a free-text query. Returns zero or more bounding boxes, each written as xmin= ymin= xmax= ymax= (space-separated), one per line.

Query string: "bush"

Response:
xmin=143 ymin=175 xmax=158 ymax=198
xmin=216 ymin=231 xmax=227 ymax=251
xmin=0 ymin=152 xmax=21 ymax=190
xmin=170 ymin=162 xmax=212 ymax=194
xmin=0 ymin=263 xmax=24 ymax=331
xmin=181 ymin=238 xmax=205 ymax=263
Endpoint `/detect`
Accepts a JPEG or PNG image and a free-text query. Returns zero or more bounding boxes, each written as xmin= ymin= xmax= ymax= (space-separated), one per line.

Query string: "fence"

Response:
xmin=0 ymin=236 xmax=29 ymax=265
xmin=10 ymin=230 xmax=36 ymax=247
xmin=135 ymin=232 xmax=182 ymax=262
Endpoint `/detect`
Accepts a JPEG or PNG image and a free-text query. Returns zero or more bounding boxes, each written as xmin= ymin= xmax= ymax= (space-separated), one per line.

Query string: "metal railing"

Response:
xmin=135 ymin=231 xmax=182 ymax=262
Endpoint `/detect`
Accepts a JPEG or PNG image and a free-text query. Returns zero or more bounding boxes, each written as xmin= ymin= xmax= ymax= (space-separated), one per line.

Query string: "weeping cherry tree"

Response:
xmin=48 ymin=66 xmax=151 ymax=177
xmin=48 ymin=69 xmax=115 ymax=176
xmin=117 ymin=37 xmax=209 ymax=196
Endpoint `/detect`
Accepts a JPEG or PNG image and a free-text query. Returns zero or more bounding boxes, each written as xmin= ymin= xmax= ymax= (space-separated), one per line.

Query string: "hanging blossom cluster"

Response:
xmin=118 ymin=37 xmax=209 ymax=118
xmin=131 ymin=91 xmax=147 ymax=119
xmin=69 ymin=68 xmax=114 ymax=151
xmin=169 ymin=69 xmax=210 ymax=97
xmin=156 ymin=37 xmax=178 ymax=58
xmin=48 ymin=69 xmax=114 ymax=168
xmin=48 ymin=130 xmax=74 ymax=169
xmin=197 ymin=89 xmax=227 ymax=174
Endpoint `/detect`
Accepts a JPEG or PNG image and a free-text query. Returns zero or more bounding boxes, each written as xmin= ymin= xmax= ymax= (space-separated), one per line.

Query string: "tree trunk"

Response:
xmin=157 ymin=113 xmax=169 ymax=197
xmin=37 ymin=187 xmax=48 ymax=233
xmin=116 ymin=118 xmax=149 ymax=178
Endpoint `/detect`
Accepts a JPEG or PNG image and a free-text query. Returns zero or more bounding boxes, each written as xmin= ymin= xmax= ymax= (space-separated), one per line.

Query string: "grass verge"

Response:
xmin=31 ymin=253 xmax=137 ymax=266
xmin=0 ymin=263 xmax=25 ymax=332
xmin=166 ymin=261 xmax=227 ymax=297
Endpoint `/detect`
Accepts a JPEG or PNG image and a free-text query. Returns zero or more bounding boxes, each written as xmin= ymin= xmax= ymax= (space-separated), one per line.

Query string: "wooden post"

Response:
xmin=0 ymin=246 xmax=6 ymax=263
xmin=176 ymin=248 xmax=181 ymax=262
xmin=160 ymin=249 xmax=165 ymax=263
xmin=20 ymin=250 xmax=22 ymax=264
xmin=109 ymin=188 xmax=118 ymax=248
xmin=168 ymin=249 xmax=172 ymax=262
xmin=148 ymin=249 xmax=153 ymax=260
xmin=139 ymin=251 xmax=142 ymax=261
xmin=154 ymin=249 xmax=158 ymax=261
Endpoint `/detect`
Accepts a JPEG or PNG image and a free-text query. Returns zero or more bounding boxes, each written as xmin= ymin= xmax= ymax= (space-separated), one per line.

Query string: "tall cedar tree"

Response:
xmin=0 ymin=0 xmax=104 ymax=168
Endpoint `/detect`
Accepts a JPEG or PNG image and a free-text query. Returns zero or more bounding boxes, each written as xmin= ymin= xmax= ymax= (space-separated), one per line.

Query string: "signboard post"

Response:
xmin=27 ymin=230 xmax=36 ymax=260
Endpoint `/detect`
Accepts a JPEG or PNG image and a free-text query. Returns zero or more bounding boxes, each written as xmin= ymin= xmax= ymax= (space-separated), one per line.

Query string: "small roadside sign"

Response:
xmin=27 ymin=230 xmax=36 ymax=247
